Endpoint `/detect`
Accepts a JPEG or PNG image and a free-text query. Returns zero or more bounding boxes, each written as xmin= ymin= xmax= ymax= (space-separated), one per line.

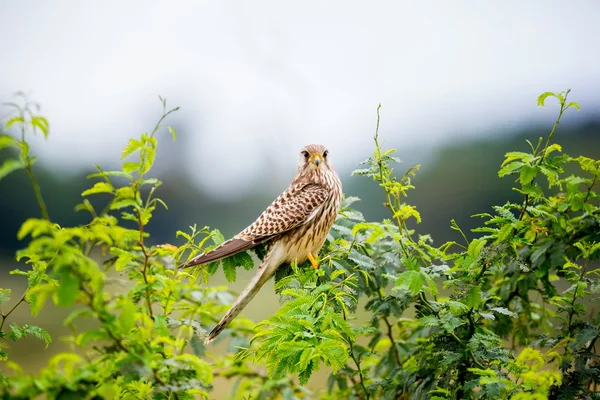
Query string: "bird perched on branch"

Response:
xmin=178 ymin=144 xmax=342 ymax=344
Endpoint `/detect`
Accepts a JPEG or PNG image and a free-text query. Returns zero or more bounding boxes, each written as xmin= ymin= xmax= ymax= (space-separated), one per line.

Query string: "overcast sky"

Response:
xmin=2 ymin=1 xmax=599 ymax=199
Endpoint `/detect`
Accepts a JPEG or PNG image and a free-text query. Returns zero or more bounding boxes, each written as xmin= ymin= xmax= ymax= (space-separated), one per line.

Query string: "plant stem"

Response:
xmin=373 ymin=105 xmax=410 ymax=257
xmin=137 ymin=210 xmax=154 ymax=319
xmin=519 ymin=91 xmax=569 ymax=222
xmin=539 ymin=90 xmax=569 ymax=165
xmin=0 ymin=292 xmax=27 ymax=332
xmin=376 ymin=288 xmax=402 ymax=365
xmin=18 ymin=115 xmax=49 ymax=221
xmin=348 ymin=340 xmax=370 ymax=400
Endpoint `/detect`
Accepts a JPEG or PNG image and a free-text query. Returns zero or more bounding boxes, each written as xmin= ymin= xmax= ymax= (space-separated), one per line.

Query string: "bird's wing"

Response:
xmin=240 ymin=183 xmax=330 ymax=239
xmin=178 ymin=183 xmax=328 ymax=269
xmin=178 ymin=237 xmax=260 ymax=269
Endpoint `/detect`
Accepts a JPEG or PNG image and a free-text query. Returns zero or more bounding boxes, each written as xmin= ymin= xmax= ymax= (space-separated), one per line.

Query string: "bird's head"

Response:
xmin=297 ymin=144 xmax=332 ymax=173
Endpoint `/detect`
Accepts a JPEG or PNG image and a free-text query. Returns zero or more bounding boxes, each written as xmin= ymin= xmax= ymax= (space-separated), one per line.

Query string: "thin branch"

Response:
xmin=348 ymin=340 xmax=370 ymax=400
xmin=0 ymin=292 xmax=27 ymax=332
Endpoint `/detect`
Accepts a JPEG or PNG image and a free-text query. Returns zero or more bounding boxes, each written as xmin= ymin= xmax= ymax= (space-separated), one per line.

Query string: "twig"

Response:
xmin=348 ymin=340 xmax=370 ymax=400
xmin=0 ymin=292 xmax=27 ymax=332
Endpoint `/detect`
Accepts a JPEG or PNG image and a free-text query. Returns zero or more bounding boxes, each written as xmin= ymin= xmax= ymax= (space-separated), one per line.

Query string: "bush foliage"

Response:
xmin=0 ymin=91 xmax=598 ymax=399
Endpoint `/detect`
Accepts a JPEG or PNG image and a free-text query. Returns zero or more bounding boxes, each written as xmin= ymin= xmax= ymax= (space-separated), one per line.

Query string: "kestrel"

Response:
xmin=179 ymin=144 xmax=342 ymax=344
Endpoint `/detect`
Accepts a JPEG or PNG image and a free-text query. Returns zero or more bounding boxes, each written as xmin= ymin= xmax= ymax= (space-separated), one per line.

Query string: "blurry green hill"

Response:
xmin=1 ymin=120 xmax=599 ymax=268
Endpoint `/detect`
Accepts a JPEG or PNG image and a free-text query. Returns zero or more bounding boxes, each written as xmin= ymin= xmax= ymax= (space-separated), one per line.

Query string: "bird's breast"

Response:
xmin=280 ymin=186 xmax=341 ymax=264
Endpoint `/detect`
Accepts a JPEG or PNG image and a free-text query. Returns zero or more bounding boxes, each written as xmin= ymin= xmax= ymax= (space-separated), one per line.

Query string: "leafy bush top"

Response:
xmin=0 ymin=91 xmax=598 ymax=399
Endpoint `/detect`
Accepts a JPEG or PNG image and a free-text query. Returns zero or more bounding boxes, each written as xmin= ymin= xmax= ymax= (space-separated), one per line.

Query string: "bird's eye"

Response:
xmin=323 ymin=150 xmax=328 ymax=158
xmin=302 ymin=151 xmax=309 ymax=158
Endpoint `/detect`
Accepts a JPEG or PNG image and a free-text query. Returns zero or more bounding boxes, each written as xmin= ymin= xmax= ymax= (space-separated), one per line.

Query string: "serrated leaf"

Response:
xmin=21 ymin=325 xmax=51 ymax=347
xmin=211 ymin=229 xmax=225 ymax=246
xmin=222 ymin=258 xmax=237 ymax=283
xmin=26 ymin=283 xmax=55 ymax=316
xmin=447 ymin=300 xmax=469 ymax=316
xmin=502 ymin=151 xmax=534 ymax=166
xmin=519 ymin=165 xmax=538 ymax=185
xmin=394 ymin=204 xmax=421 ymax=223
xmin=498 ymin=161 xmax=524 ymax=177
xmin=571 ymin=327 xmax=598 ymax=350
xmin=121 ymin=139 xmax=143 ymax=159
xmin=231 ymin=251 xmax=255 ymax=271
xmin=0 ymin=289 xmax=11 ymax=305
xmin=81 ymin=182 xmax=113 ymax=196
xmin=490 ymin=307 xmax=517 ymax=318
xmin=110 ymin=198 xmax=139 ymax=210
xmin=566 ymin=101 xmax=581 ymax=111
xmin=122 ymin=161 xmax=141 ymax=173
xmin=466 ymin=286 xmax=482 ymax=308
xmin=467 ymin=238 xmax=486 ymax=259
xmin=395 ymin=270 xmax=426 ymax=295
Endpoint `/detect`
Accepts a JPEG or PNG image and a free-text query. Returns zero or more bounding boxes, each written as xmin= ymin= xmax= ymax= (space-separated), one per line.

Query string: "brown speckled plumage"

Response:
xmin=179 ymin=144 xmax=342 ymax=344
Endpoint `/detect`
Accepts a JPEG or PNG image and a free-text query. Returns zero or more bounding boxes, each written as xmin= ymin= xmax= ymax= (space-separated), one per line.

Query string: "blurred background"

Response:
xmin=1 ymin=0 xmax=599 ymax=394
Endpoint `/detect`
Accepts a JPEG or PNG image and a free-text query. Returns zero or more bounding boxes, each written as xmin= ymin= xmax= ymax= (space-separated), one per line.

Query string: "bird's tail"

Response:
xmin=204 ymin=250 xmax=281 ymax=345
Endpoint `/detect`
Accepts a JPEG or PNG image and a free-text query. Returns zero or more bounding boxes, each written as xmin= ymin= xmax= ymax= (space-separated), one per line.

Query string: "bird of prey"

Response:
xmin=179 ymin=144 xmax=342 ymax=344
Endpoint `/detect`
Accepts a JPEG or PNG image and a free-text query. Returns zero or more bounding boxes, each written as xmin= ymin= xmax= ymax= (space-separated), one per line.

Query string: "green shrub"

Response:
xmin=0 ymin=91 xmax=598 ymax=399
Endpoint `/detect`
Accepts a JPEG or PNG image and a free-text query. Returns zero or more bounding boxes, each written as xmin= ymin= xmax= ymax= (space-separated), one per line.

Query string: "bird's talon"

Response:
xmin=308 ymin=253 xmax=319 ymax=269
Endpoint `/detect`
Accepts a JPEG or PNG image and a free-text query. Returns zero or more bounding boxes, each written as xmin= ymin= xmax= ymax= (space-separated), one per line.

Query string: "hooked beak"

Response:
xmin=310 ymin=154 xmax=322 ymax=167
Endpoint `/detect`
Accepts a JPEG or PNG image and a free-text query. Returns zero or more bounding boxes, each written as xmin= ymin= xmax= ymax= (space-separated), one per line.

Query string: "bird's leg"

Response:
xmin=308 ymin=253 xmax=319 ymax=269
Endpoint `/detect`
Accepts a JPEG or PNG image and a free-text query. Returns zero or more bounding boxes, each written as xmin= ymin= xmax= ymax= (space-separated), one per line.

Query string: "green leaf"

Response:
xmin=0 ymin=135 xmax=16 ymax=149
xmin=17 ymin=218 xmax=52 ymax=240
xmin=519 ymin=165 xmax=538 ymax=185
xmin=121 ymin=139 xmax=143 ymax=159
xmin=22 ymin=325 xmax=51 ymax=347
xmin=76 ymin=329 xmax=109 ymax=347
xmin=447 ymin=300 xmax=469 ymax=316
xmin=394 ymin=204 xmax=421 ymax=223
xmin=168 ymin=126 xmax=178 ymax=140
xmin=26 ymin=283 xmax=55 ymax=316
xmin=0 ymin=289 xmax=11 ymax=305
xmin=231 ymin=251 xmax=255 ymax=271
xmin=87 ymin=169 xmax=133 ymax=180
xmin=467 ymin=238 xmax=486 ymax=259
xmin=110 ymin=198 xmax=139 ymax=210
xmin=490 ymin=307 xmax=517 ymax=318
xmin=119 ymin=298 xmax=137 ymax=332
xmin=502 ymin=151 xmax=534 ymax=166
xmin=5 ymin=116 xmax=24 ymax=129
xmin=9 ymin=323 xmax=23 ymax=341
xmin=466 ymin=286 xmax=482 ymax=308
xmin=8 ymin=323 xmax=51 ymax=348
xmin=566 ymin=101 xmax=581 ymax=111
xmin=537 ymin=92 xmax=556 ymax=107
xmin=395 ymin=270 xmax=426 ymax=295
xmin=571 ymin=327 xmax=598 ymax=351
xmin=0 ymin=158 xmax=25 ymax=180
xmin=211 ymin=229 xmax=225 ymax=246
xmin=222 ymin=258 xmax=237 ymax=283
xmin=498 ymin=161 xmax=524 ymax=177
xmin=122 ymin=161 xmax=141 ymax=173
xmin=81 ymin=181 xmax=113 ymax=196
xmin=31 ymin=116 xmax=49 ymax=137
xmin=56 ymin=273 xmax=79 ymax=307
xmin=401 ymin=256 xmax=420 ymax=271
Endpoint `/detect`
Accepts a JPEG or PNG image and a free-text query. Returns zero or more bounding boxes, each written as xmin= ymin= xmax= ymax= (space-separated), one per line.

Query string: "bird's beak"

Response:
xmin=310 ymin=154 xmax=322 ymax=167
